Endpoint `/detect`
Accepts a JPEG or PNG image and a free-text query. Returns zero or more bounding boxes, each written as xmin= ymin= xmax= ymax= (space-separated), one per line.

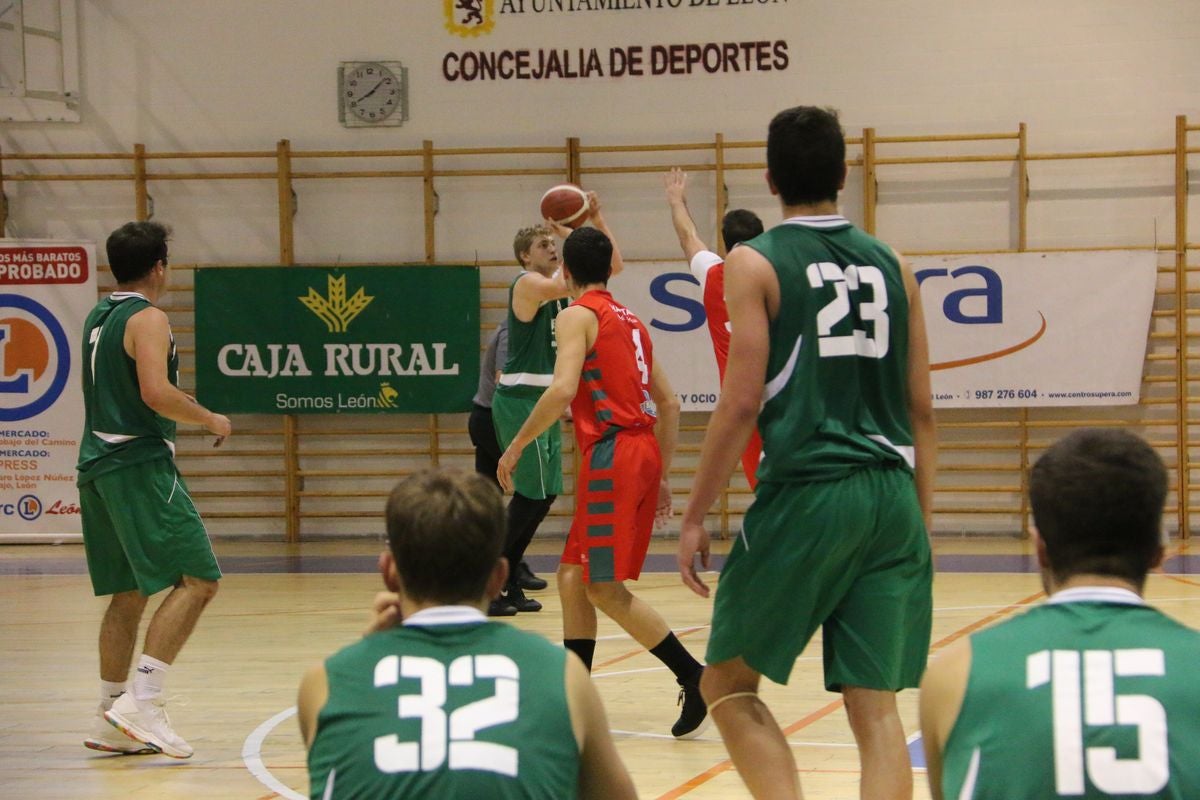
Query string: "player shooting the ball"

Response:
xmin=488 ymin=190 xmax=623 ymax=617
xmin=497 ymin=225 xmax=709 ymax=740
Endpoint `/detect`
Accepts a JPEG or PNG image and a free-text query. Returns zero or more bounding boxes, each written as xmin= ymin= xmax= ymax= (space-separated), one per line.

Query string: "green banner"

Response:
xmin=195 ymin=266 xmax=479 ymax=414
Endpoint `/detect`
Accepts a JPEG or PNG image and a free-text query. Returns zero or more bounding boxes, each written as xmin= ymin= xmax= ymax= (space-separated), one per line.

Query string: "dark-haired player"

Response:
xmin=679 ymin=106 xmax=937 ymax=799
xmin=921 ymin=429 xmax=1200 ymax=799
xmin=79 ymin=221 xmax=231 ymax=758
xmin=498 ymin=226 xmax=709 ymax=740
xmin=664 ymin=167 xmax=764 ymax=487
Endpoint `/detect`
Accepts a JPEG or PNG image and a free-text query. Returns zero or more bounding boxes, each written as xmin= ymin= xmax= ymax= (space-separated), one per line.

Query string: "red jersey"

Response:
xmin=690 ymin=249 xmax=762 ymax=489
xmin=691 ymin=251 xmax=732 ymax=378
xmin=570 ymin=290 xmax=657 ymax=450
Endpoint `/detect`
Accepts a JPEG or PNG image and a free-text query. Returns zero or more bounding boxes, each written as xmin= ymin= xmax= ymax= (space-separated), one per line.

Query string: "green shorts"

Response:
xmin=79 ymin=457 xmax=221 ymax=597
xmin=491 ymin=389 xmax=563 ymax=500
xmin=707 ymin=464 xmax=932 ymax=691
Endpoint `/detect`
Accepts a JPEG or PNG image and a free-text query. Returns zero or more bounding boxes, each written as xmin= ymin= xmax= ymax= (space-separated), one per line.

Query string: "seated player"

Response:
xmin=298 ymin=468 xmax=636 ymax=800
xmin=921 ymin=428 xmax=1200 ymax=799
xmin=497 ymin=226 xmax=708 ymax=739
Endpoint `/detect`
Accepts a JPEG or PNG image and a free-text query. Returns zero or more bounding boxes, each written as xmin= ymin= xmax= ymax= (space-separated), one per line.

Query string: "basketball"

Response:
xmin=539 ymin=184 xmax=590 ymax=228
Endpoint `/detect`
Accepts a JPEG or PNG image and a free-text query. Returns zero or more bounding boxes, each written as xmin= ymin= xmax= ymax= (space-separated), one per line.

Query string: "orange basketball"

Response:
xmin=539 ymin=184 xmax=589 ymax=228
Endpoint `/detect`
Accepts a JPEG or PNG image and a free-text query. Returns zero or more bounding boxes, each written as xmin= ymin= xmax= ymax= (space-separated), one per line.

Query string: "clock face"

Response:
xmin=344 ymin=63 xmax=401 ymax=123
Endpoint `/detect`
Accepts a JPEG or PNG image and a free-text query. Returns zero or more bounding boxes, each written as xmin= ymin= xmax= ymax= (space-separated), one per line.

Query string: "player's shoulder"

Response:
xmin=922 ymin=636 xmax=972 ymax=685
xmin=689 ymin=249 xmax=724 ymax=280
xmin=125 ymin=301 xmax=169 ymax=332
xmin=479 ymin=621 xmax=570 ymax=663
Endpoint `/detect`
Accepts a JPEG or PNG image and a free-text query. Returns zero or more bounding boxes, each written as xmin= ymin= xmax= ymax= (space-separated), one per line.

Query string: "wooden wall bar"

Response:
xmin=1 ymin=117 xmax=1192 ymax=539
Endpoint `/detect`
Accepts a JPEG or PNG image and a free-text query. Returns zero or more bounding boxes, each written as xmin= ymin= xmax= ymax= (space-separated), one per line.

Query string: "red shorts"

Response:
xmin=562 ymin=429 xmax=661 ymax=583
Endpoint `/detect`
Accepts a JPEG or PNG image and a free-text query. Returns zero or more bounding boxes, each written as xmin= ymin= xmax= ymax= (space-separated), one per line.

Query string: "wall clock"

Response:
xmin=338 ymin=61 xmax=408 ymax=127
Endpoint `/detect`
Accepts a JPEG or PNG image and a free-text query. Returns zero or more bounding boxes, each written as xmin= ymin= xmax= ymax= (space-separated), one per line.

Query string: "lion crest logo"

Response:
xmin=444 ymin=0 xmax=495 ymax=37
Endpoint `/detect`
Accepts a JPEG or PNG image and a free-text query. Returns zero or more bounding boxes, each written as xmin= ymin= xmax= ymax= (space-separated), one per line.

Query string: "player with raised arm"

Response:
xmin=678 ymin=106 xmax=937 ymax=799
xmin=498 ymin=225 xmax=708 ymax=740
xmin=299 ymin=469 xmax=636 ymax=800
xmin=921 ymin=428 xmax=1200 ymax=800
xmin=489 ymin=193 xmax=623 ymax=615
xmin=663 ymin=167 xmax=764 ymax=487
xmin=79 ymin=221 xmax=231 ymax=759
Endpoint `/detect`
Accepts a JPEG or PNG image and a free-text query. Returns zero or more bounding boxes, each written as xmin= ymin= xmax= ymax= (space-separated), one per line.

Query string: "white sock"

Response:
xmin=100 ymin=680 xmax=126 ymax=711
xmin=132 ymin=655 xmax=170 ymax=701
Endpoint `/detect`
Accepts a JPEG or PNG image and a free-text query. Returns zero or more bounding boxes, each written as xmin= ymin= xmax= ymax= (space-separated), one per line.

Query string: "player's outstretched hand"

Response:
xmin=654 ymin=477 xmax=673 ymax=530
xmin=677 ymin=519 xmax=712 ymax=598
xmin=364 ymin=591 xmax=402 ymax=635
xmin=497 ymin=445 xmax=521 ymax=494
xmin=664 ymin=167 xmax=688 ymax=204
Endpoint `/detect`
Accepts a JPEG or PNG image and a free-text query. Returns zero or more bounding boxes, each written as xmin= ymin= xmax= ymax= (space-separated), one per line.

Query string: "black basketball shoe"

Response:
xmin=671 ymin=671 xmax=710 ymax=739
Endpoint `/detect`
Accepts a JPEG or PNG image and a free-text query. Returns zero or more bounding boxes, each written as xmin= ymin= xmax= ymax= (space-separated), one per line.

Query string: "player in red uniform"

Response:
xmin=664 ymin=168 xmax=765 ymax=487
xmin=498 ymin=226 xmax=709 ymax=740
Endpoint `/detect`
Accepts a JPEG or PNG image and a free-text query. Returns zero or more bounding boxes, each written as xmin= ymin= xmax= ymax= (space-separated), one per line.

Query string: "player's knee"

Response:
xmin=583 ymin=580 xmax=626 ymax=611
xmin=841 ymin=685 xmax=900 ymax=727
xmin=700 ymin=661 xmax=759 ymax=705
xmin=112 ymin=589 xmax=149 ymax=614
xmin=181 ymin=575 xmax=220 ymax=602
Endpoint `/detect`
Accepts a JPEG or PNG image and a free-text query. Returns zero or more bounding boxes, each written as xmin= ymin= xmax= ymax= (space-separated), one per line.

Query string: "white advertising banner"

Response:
xmin=915 ymin=251 xmax=1156 ymax=408
xmin=0 ymin=240 xmax=96 ymax=539
xmin=610 ymin=262 xmax=720 ymax=413
xmin=612 ymin=251 xmax=1156 ymax=412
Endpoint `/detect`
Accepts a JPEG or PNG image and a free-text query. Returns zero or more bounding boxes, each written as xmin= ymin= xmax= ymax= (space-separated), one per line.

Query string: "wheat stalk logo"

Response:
xmin=299 ymin=275 xmax=374 ymax=333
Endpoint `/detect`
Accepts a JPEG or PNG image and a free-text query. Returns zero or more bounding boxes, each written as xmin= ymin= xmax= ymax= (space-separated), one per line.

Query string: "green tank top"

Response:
xmin=308 ymin=610 xmax=580 ymax=800
xmin=76 ymin=293 xmax=177 ymax=485
xmin=496 ymin=272 xmax=567 ymax=399
xmin=745 ymin=217 xmax=914 ymax=483
xmin=943 ymin=588 xmax=1200 ymax=799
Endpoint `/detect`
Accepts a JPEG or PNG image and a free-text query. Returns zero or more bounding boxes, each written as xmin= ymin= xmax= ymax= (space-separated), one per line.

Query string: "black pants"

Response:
xmin=469 ymin=404 xmax=554 ymax=575
xmin=468 ymin=403 xmax=502 ymax=489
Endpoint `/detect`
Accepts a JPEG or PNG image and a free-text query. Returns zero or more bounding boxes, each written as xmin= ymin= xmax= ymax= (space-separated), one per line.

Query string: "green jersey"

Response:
xmin=942 ymin=587 xmax=1200 ymax=799
xmin=77 ymin=293 xmax=177 ymax=486
xmin=496 ymin=272 xmax=567 ymax=399
xmin=745 ymin=216 xmax=913 ymax=483
xmin=308 ymin=608 xmax=579 ymax=800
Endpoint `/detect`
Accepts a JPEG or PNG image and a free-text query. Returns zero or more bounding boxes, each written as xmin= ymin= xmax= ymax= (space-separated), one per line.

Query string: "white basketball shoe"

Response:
xmin=103 ymin=692 xmax=194 ymax=759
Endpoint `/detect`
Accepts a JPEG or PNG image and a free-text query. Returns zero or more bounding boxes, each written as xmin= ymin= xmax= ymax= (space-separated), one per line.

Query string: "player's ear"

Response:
xmin=765 ymin=169 xmax=779 ymax=197
xmin=838 ymin=161 xmax=848 ymax=191
xmin=379 ymin=550 xmax=400 ymax=593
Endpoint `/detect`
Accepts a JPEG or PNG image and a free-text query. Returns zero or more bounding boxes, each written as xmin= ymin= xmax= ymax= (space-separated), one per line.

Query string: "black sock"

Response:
xmin=650 ymin=633 xmax=703 ymax=684
xmin=504 ymin=493 xmax=555 ymax=566
xmin=564 ymin=638 xmax=596 ymax=672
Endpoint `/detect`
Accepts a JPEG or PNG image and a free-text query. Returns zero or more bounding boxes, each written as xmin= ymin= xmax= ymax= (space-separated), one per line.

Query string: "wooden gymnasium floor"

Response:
xmin=3 ymin=536 xmax=1200 ymax=799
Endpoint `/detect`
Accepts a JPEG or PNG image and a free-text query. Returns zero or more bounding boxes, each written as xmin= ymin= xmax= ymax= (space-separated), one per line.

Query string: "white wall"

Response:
xmin=2 ymin=0 xmax=1197 ymax=537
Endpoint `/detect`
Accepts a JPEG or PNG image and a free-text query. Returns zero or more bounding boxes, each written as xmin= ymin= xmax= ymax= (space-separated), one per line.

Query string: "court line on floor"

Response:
xmin=247 ymin=580 xmax=1191 ymax=799
xmin=612 ymin=728 xmax=858 ymax=748
xmin=243 ymin=706 xmax=305 ymax=800
xmin=653 ymin=589 xmax=1046 ymax=800
xmin=594 ymin=624 xmax=708 ymax=670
